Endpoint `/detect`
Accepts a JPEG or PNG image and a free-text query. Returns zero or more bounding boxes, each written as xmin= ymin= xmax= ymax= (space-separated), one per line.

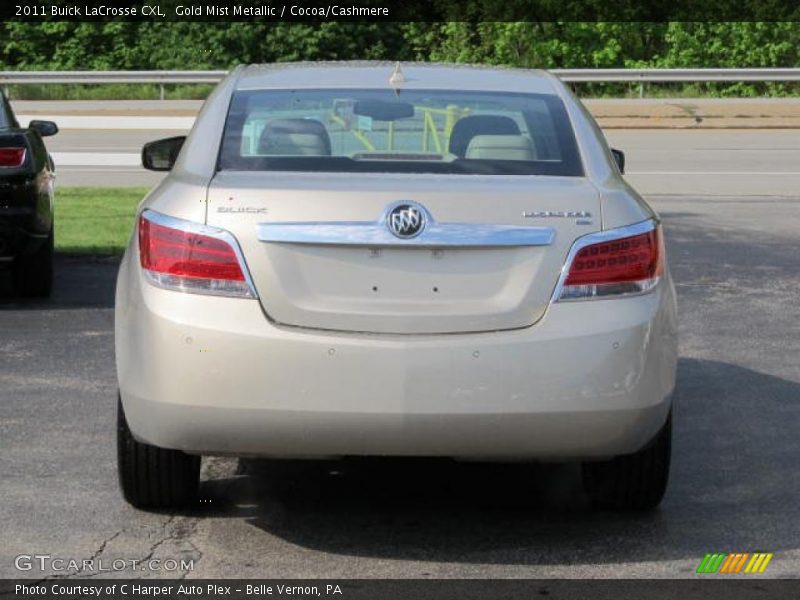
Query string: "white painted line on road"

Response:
xmin=52 ymin=152 xmax=140 ymax=166
xmin=18 ymin=114 xmax=194 ymax=130
xmin=57 ymin=167 xmax=143 ymax=172
xmin=629 ymin=171 xmax=800 ymax=175
xmin=54 ymin=146 xmax=144 ymax=152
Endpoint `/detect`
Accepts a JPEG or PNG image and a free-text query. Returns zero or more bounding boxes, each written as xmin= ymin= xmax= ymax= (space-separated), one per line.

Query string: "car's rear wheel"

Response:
xmin=117 ymin=396 xmax=200 ymax=509
xmin=12 ymin=227 xmax=53 ymax=297
xmin=582 ymin=410 xmax=671 ymax=511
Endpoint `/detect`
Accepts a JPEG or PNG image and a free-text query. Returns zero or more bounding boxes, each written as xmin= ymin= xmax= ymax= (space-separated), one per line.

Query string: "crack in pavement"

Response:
xmin=25 ymin=529 xmax=127 ymax=583
xmin=77 ymin=515 xmax=204 ymax=580
xmin=18 ymin=514 xmax=205 ymax=582
xmin=128 ymin=515 xmax=204 ymax=580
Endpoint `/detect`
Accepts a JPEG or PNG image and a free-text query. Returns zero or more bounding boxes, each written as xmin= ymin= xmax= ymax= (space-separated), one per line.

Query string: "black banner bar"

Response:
xmin=2 ymin=579 xmax=800 ymax=600
xmin=3 ymin=0 xmax=800 ymax=23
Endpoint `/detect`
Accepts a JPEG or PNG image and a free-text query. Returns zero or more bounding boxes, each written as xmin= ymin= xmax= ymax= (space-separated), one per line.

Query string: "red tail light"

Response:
xmin=138 ymin=211 xmax=255 ymax=298
xmin=558 ymin=223 xmax=663 ymax=300
xmin=0 ymin=148 xmax=26 ymax=168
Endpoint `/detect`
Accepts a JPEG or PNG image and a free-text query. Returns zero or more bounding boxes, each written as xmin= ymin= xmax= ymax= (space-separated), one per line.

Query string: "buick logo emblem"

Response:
xmin=386 ymin=203 xmax=426 ymax=239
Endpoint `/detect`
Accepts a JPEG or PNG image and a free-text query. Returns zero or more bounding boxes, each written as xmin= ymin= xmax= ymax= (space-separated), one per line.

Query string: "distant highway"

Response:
xmin=14 ymin=102 xmax=800 ymax=195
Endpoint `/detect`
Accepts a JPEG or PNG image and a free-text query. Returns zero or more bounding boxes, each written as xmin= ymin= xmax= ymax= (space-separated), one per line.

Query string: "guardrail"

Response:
xmin=0 ymin=70 xmax=227 ymax=99
xmin=2 ymin=68 xmax=800 ymax=98
xmin=556 ymin=68 xmax=800 ymax=82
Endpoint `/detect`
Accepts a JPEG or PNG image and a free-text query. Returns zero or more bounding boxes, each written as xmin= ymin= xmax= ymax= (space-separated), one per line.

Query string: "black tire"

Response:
xmin=582 ymin=410 xmax=672 ymax=511
xmin=12 ymin=227 xmax=54 ymax=297
xmin=117 ymin=396 xmax=200 ymax=509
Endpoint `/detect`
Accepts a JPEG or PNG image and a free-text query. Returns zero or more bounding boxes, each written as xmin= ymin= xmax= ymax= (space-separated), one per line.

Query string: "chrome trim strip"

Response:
xmin=140 ymin=209 xmax=258 ymax=299
xmin=258 ymin=222 xmax=555 ymax=247
xmin=258 ymin=201 xmax=555 ymax=248
xmin=259 ymin=201 xmax=555 ymax=247
xmin=549 ymin=218 xmax=659 ymax=304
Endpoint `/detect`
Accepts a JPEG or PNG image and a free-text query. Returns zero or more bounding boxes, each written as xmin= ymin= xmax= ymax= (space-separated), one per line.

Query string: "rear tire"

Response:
xmin=12 ymin=227 xmax=54 ymax=297
xmin=582 ymin=410 xmax=671 ymax=511
xmin=117 ymin=396 xmax=200 ymax=510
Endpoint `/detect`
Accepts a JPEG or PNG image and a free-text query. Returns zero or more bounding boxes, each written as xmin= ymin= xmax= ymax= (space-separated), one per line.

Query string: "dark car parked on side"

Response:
xmin=0 ymin=92 xmax=57 ymax=296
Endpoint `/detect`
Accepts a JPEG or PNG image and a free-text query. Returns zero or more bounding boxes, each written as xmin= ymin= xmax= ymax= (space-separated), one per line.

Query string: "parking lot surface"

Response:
xmin=1 ymin=187 xmax=798 ymax=578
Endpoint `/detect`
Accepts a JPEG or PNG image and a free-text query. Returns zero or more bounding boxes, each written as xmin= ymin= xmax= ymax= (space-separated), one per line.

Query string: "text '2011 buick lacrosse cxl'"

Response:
xmin=115 ymin=62 xmax=677 ymax=511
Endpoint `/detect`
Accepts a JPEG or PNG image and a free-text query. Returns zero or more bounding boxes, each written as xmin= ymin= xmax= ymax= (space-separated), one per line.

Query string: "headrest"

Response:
xmin=449 ymin=115 xmax=521 ymax=157
xmin=258 ymin=118 xmax=331 ymax=156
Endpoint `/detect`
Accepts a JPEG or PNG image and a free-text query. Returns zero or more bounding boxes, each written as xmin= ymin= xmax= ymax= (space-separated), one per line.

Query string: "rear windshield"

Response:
xmin=218 ymin=89 xmax=583 ymax=176
xmin=0 ymin=95 xmax=16 ymax=129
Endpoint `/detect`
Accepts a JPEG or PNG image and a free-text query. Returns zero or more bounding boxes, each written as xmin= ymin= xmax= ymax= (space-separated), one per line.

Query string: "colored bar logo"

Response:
xmin=696 ymin=552 xmax=773 ymax=574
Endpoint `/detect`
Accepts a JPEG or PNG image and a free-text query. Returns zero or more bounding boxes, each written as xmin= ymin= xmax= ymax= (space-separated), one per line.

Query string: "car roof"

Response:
xmin=235 ymin=61 xmax=559 ymax=94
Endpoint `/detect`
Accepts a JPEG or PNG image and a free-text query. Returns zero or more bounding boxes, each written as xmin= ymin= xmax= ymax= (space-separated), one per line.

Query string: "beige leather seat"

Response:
xmin=465 ymin=135 xmax=536 ymax=161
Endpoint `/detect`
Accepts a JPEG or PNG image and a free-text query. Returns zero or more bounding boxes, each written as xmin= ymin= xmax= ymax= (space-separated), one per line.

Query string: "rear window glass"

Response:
xmin=0 ymin=95 xmax=15 ymax=129
xmin=218 ymin=88 xmax=583 ymax=176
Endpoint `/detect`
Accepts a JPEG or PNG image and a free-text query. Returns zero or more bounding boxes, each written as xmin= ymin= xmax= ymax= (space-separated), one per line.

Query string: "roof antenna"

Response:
xmin=389 ymin=62 xmax=406 ymax=87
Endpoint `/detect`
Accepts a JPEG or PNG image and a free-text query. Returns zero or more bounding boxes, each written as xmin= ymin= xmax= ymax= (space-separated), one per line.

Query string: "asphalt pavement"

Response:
xmin=1 ymin=191 xmax=798 ymax=578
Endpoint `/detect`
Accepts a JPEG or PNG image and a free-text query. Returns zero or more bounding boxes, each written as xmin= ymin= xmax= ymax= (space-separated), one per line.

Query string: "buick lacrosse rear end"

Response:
xmin=116 ymin=63 xmax=677 ymax=511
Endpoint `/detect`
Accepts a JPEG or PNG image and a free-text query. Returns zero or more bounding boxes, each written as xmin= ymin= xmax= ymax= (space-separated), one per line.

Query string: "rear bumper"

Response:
xmin=116 ymin=253 xmax=678 ymax=460
xmin=0 ymin=213 xmax=46 ymax=258
xmin=0 ymin=179 xmax=49 ymax=258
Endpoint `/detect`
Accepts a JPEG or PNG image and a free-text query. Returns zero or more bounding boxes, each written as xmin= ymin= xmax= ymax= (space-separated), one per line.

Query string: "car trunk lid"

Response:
xmin=207 ymin=172 xmax=600 ymax=334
